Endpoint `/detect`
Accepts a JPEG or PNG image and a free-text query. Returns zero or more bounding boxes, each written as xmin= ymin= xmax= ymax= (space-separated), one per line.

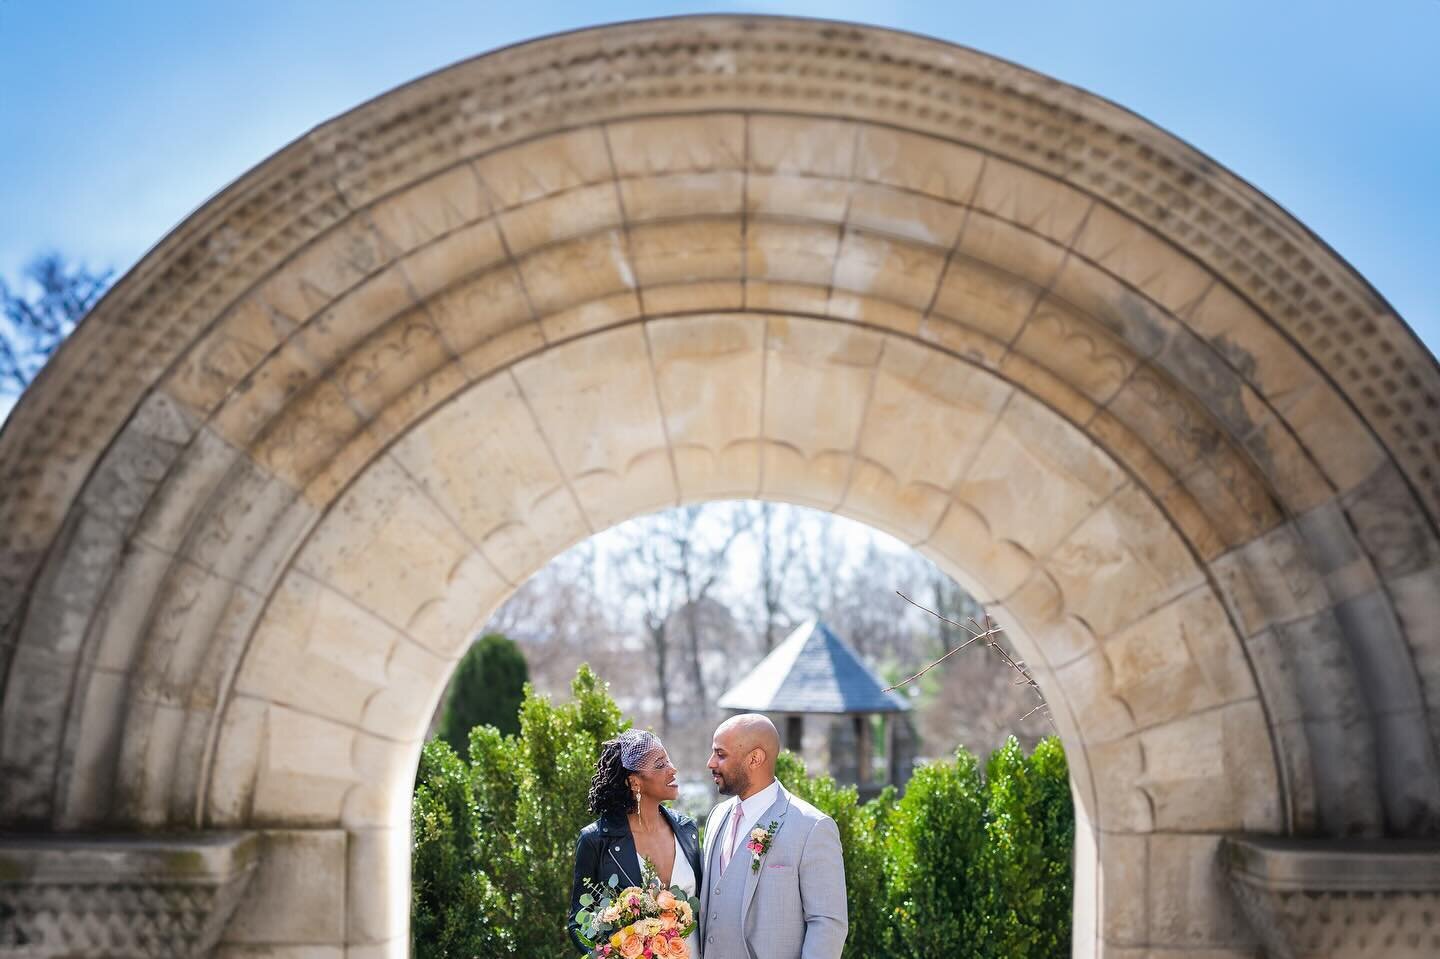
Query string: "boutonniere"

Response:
xmin=747 ymin=820 xmax=780 ymax=873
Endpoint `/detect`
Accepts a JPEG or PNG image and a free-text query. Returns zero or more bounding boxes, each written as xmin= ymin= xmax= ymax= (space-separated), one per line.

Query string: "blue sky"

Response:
xmin=2 ymin=0 xmax=1436 ymax=364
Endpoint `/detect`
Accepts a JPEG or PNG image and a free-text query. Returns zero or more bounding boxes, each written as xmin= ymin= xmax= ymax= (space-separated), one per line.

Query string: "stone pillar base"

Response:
xmin=1222 ymin=835 xmax=1440 ymax=959
xmin=0 ymin=832 xmax=258 ymax=959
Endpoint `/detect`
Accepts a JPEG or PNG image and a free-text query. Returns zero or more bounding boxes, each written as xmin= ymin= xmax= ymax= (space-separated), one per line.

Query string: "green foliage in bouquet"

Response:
xmin=571 ymin=858 xmax=701 ymax=957
xmin=412 ymin=665 xmax=625 ymax=958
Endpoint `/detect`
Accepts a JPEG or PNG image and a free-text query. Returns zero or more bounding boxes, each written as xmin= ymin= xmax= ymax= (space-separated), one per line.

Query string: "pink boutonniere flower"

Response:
xmin=746 ymin=820 xmax=780 ymax=873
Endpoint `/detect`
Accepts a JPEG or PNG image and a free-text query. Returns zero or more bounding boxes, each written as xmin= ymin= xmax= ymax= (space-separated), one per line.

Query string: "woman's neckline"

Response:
xmin=640 ymin=834 xmax=688 ymax=888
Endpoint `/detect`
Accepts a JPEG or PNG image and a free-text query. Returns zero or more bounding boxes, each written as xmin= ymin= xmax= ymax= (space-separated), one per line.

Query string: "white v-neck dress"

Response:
xmin=636 ymin=834 xmax=697 ymax=895
xmin=638 ymin=835 xmax=699 ymax=954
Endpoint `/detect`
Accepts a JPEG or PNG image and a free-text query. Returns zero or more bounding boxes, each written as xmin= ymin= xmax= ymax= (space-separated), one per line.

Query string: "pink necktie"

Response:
xmin=721 ymin=806 xmax=744 ymax=872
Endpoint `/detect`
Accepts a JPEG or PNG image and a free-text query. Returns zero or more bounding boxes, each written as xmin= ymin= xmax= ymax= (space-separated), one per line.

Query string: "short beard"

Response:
xmin=717 ymin=768 xmax=751 ymax=798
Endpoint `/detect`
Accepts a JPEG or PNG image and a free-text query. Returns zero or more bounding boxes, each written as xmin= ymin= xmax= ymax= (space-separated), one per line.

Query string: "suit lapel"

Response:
xmin=741 ymin=786 xmax=792 ymax=923
xmin=707 ymin=799 xmax=737 ymax=879
xmin=701 ymin=799 xmax=738 ymax=941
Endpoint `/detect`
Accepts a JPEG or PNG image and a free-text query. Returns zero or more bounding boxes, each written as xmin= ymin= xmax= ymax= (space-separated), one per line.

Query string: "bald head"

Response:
xmin=708 ymin=713 xmax=780 ymax=798
xmin=719 ymin=714 xmax=780 ymax=766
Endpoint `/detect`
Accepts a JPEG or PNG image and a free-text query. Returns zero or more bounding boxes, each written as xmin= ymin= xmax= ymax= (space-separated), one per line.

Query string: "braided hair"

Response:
xmin=588 ymin=737 xmax=636 ymax=817
xmin=587 ymin=729 xmax=663 ymax=817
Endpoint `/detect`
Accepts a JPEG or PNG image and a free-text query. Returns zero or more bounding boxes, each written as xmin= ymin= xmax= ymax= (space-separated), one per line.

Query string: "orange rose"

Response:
xmin=664 ymin=935 xmax=692 ymax=959
xmin=656 ymin=890 xmax=678 ymax=911
xmin=617 ymin=930 xmax=644 ymax=959
xmin=659 ymin=910 xmax=678 ymax=931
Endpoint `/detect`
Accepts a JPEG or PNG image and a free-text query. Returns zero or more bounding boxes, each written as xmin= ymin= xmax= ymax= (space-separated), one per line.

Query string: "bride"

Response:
xmin=569 ymin=729 xmax=702 ymax=955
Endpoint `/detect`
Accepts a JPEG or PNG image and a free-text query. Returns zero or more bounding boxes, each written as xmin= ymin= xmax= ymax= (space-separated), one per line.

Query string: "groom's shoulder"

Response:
xmin=782 ymin=790 xmax=833 ymax=828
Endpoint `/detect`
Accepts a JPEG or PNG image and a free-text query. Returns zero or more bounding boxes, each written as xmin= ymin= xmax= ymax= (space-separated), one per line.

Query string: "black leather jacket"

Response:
xmin=568 ymin=805 xmax=703 ymax=953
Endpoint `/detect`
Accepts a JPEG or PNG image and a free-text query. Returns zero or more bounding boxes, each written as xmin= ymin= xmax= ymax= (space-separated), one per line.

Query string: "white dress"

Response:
xmin=635 ymin=834 xmax=697 ymax=896
xmin=639 ymin=836 xmax=699 ymax=955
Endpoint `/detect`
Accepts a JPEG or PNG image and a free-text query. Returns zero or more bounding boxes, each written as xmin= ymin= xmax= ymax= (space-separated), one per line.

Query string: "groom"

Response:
xmin=700 ymin=714 xmax=847 ymax=959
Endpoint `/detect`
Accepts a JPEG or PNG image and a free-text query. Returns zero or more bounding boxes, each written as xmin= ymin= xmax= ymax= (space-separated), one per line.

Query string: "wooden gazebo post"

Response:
xmin=856 ymin=716 xmax=872 ymax=786
xmin=883 ymin=713 xmax=896 ymax=785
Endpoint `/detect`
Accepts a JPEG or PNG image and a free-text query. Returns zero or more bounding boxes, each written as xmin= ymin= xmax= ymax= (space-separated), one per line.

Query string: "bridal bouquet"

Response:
xmin=573 ymin=861 xmax=700 ymax=958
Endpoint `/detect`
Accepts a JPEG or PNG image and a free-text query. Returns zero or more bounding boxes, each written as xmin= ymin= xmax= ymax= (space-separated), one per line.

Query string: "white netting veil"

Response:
xmin=617 ymin=729 xmax=664 ymax=771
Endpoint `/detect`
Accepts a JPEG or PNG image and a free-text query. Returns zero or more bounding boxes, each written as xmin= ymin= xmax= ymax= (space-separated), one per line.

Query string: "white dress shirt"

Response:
xmin=720 ymin=779 xmax=781 ymax=873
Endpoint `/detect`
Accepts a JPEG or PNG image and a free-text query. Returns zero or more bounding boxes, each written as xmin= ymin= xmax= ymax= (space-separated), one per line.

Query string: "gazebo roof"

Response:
xmin=718 ymin=620 xmax=910 ymax=715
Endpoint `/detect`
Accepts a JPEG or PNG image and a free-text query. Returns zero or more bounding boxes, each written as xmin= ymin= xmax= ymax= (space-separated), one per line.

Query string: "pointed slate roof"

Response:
xmin=718 ymin=620 xmax=910 ymax=714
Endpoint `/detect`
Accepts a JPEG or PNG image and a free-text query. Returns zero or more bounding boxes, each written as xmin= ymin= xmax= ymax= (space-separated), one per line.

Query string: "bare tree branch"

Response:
xmin=887 ymin=591 xmax=1055 ymax=731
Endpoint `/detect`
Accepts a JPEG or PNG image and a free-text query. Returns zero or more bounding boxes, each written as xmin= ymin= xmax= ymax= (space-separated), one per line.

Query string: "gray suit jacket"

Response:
xmin=699 ymin=784 xmax=848 ymax=959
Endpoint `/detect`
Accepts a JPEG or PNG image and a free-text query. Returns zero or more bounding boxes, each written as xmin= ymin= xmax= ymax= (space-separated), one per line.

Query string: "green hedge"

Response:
xmin=412 ymin=665 xmax=625 ymax=957
xmin=413 ymin=668 xmax=1072 ymax=958
xmin=778 ymin=737 xmax=1072 ymax=959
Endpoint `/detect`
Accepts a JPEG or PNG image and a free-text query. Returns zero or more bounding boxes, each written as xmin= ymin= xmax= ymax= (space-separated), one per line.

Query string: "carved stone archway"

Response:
xmin=2 ymin=16 xmax=1438 ymax=958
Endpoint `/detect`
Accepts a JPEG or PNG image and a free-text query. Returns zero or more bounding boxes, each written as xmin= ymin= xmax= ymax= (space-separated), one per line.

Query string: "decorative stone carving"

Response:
xmin=0 ymin=833 xmax=257 ymax=958
xmin=1222 ymin=835 xmax=1440 ymax=958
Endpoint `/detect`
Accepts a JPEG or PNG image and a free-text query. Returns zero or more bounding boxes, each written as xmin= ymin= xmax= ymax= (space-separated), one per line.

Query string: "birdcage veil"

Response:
xmin=617 ymin=729 xmax=664 ymax=771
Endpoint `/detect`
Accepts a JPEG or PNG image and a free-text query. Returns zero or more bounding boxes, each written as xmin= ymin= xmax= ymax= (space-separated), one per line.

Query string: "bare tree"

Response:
xmin=751 ymin=502 xmax=804 ymax=653
xmin=677 ymin=504 xmax=754 ymax=707
xmin=822 ymin=537 xmax=908 ymax=660
xmin=483 ymin=542 xmax=637 ymax=700
xmin=614 ymin=505 xmax=753 ymax=726
xmin=613 ymin=525 xmax=683 ymax=735
xmin=1 ymin=254 xmax=111 ymax=395
xmin=797 ymin=513 xmax=845 ymax=624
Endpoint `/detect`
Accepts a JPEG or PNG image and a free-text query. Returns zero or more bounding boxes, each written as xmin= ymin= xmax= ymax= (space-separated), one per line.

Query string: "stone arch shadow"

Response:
xmin=2 ymin=16 xmax=1438 ymax=958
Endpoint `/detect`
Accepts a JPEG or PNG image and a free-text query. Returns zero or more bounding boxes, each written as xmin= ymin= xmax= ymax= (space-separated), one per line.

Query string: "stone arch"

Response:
xmin=2 ymin=15 xmax=1438 ymax=958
